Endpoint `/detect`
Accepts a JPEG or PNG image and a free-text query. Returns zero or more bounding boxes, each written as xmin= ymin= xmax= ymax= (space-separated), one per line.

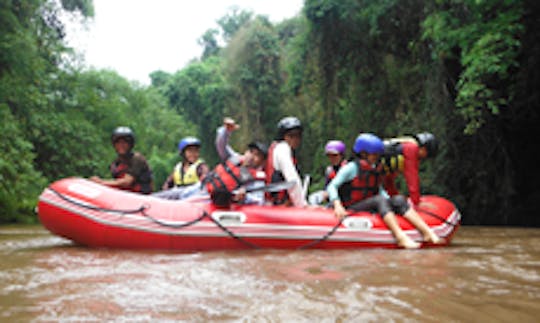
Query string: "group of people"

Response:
xmin=90 ymin=117 xmax=442 ymax=248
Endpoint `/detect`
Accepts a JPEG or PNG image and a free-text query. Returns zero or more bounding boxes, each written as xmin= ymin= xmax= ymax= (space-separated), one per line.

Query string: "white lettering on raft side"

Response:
xmin=211 ymin=211 xmax=247 ymax=226
xmin=68 ymin=183 xmax=101 ymax=199
xmin=342 ymin=217 xmax=373 ymax=231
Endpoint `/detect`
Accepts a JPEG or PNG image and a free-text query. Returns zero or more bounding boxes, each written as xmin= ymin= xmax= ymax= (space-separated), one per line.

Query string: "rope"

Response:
xmin=298 ymin=215 xmax=347 ymax=249
xmin=49 ymin=188 xmax=146 ymax=214
xmin=417 ymin=206 xmax=460 ymax=227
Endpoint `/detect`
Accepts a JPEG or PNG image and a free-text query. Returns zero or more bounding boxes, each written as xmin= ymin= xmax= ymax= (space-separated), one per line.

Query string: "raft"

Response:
xmin=37 ymin=178 xmax=461 ymax=250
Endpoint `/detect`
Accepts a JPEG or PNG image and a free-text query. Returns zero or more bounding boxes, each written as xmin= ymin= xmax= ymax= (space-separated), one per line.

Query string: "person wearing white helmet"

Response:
xmin=91 ymin=126 xmax=153 ymax=194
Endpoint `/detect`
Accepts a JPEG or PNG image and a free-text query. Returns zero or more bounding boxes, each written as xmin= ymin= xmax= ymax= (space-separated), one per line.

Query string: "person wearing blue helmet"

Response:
xmin=326 ymin=133 xmax=442 ymax=248
xmin=160 ymin=136 xmax=209 ymax=190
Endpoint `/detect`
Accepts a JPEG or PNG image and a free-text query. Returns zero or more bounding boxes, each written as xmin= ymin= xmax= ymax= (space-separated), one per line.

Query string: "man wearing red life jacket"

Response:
xmin=91 ymin=126 xmax=153 ymax=194
xmin=326 ymin=133 xmax=442 ymax=248
xmin=205 ymin=141 xmax=268 ymax=207
xmin=265 ymin=116 xmax=307 ymax=207
xmin=381 ymin=133 xmax=439 ymax=207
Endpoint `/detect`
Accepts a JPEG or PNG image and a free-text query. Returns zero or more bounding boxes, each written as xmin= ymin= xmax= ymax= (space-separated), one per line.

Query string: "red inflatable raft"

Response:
xmin=37 ymin=178 xmax=461 ymax=250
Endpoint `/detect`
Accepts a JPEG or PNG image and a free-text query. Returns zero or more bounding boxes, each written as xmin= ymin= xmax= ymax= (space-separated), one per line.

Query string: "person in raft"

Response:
xmin=265 ymin=116 xmax=308 ymax=207
xmin=152 ymin=136 xmax=210 ymax=200
xmin=308 ymin=140 xmax=348 ymax=205
xmin=207 ymin=117 xmax=268 ymax=206
xmin=326 ymin=133 xmax=442 ymax=249
xmin=380 ymin=132 xmax=439 ymax=208
xmin=91 ymin=126 xmax=153 ymax=194
xmin=205 ymin=141 xmax=269 ymax=207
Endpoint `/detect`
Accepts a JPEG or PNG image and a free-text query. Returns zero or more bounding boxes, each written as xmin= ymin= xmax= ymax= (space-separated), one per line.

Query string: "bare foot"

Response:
xmin=397 ymin=235 xmax=421 ymax=249
xmin=424 ymin=234 xmax=445 ymax=245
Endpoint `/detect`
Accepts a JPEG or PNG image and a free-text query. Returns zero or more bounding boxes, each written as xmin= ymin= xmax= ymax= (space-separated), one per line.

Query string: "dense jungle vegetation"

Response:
xmin=1 ymin=0 xmax=539 ymax=226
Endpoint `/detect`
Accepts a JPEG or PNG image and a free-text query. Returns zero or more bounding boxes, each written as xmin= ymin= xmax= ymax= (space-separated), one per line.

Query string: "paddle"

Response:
xmin=234 ymin=181 xmax=295 ymax=194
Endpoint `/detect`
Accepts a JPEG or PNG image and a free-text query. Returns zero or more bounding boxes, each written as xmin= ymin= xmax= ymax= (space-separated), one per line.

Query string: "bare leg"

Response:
xmin=403 ymin=209 xmax=444 ymax=244
xmin=383 ymin=212 xmax=421 ymax=249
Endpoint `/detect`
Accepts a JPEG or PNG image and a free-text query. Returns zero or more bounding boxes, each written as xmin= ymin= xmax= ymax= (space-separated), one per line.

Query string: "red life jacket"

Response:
xmin=340 ymin=159 xmax=383 ymax=207
xmin=325 ymin=159 xmax=348 ymax=183
xmin=110 ymin=153 xmax=153 ymax=194
xmin=265 ymin=141 xmax=298 ymax=205
xmin=205 ymin=158 xmax=263 ymax=195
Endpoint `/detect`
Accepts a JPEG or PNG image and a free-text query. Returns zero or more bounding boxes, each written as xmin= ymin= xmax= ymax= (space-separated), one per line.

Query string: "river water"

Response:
xmin=1 ymin=225 xmax=539 ymax=322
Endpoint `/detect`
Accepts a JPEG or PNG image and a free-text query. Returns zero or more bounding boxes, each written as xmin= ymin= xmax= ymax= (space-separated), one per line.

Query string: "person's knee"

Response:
xmin=390 ymin=195 xmax=410 ymax=215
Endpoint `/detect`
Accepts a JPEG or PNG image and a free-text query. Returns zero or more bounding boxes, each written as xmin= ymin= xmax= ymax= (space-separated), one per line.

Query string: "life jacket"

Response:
xmin=381 ymin=140 xmax=405 ymax=174
xmin=110 ymin=153 xmax=153 ymax=194
xmin=340 ymin=159 xmax=384 ymax=207
xmin=265 ymin=141 xmax=298 ymax=205
xmin=173 ymin=159 xmax=204 ymax=186
xmin=205 ymin=158 xmax=264 ymax=195
xmin=325 ymin=159 xmax=348 ymax=183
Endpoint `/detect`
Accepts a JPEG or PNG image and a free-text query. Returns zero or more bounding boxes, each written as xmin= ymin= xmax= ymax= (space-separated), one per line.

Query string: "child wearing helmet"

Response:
xmin=326 ymin=133 xmax=442 ymax=249
xmin=152 ymin=136 xmax=210 ymax=200
xmin=91 ymin=126 xmax=153 ymax=194
xmin=308 ymin=140 xmax=348 ymax=205
xmin=265 ymin=116 xmax=308 ymax=207
xmin=160 ymin=136 xmax=209 ymax=190
xmin=381 ymin=132 xmax=439 ymax=207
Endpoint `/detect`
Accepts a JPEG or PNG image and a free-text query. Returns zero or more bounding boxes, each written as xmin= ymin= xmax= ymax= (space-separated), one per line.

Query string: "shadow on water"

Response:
xmin=1 ymin=225 xmax=540 ymax=322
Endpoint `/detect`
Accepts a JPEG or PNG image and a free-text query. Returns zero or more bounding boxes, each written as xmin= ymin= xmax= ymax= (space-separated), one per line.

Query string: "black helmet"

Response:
xmin=277 ymin=116 xmax=303 ymax=140
xmin=111 ymin=126 xmax=135 ymax=148
xmin=248 ymin=141 xmax=269 ymax=158
xmin=415 ymin=132 xmax=438 ymax=157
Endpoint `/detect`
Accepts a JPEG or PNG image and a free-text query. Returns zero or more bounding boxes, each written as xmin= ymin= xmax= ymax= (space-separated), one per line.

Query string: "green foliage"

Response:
xmin=164 ymin=57 xmax=231 ymax=165
xmin=0 ymin=105 xmax=46 ymax=223
xmin=422 ymin=0 xmax=524 ymax=134
xmin=223 ymin=16 xmax=283 ymax=143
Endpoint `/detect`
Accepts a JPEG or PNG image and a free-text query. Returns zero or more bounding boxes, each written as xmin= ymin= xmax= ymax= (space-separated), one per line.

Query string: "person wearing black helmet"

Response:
xmin=265 ymin=116 xmax=308 ymax=207
xmin=90 ymin=126 xmax=153 ymax=194
xmin=206 ymin=117 xmax=268 ymax=206
xmin=380 ymin=132 xmax=439 ymax=207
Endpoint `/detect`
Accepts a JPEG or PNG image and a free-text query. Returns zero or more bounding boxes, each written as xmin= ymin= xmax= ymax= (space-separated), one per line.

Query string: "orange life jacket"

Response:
xmin=205 ymin=158 xmax=263 ymax=195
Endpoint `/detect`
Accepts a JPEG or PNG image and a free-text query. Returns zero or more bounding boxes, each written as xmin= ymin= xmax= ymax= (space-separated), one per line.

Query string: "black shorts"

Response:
xmin=348 ymin=194 xmax=410 ymax=217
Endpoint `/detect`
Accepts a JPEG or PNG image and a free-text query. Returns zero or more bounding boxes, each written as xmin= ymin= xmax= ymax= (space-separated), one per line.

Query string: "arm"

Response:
xmin=402 ymin=143 xmax=421 ymax=205
xmin=274 ymin=143 xmax=307 ymax=207
xmin=215 ymin=125 xmax=239 ymax=161
xmin=326 ymin=163 xmax=357 ymax=219
xmin=91 ymin=174 xmax=135 ymax=188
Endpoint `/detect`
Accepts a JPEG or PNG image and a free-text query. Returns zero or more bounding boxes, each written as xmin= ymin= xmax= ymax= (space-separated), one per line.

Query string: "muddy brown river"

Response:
xmin=1 ymin=225 xmax=539 ymax=322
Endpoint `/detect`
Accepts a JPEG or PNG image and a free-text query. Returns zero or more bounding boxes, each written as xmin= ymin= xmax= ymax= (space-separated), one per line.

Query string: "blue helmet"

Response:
xmin=178 ymin=136 xmax=201 ymax=154
xmin=353 ymin=133 xmax=384 ymax=155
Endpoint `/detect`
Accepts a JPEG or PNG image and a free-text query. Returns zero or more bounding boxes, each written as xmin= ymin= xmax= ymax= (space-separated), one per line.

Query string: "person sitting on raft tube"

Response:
xmin=91 ymin=126 xmax=153 ymax=194
xmin=161 ymin=136 xmax=209 ymax=190
xmin=308 ymin=140 xmax=348 ymax=205
xmin=326 ymin=133 xmax=442 ymax=249
xmin=265 ymin=116 xmax=308 ymax=207
xmin=380 ymin=132 xmax=439 ymax=207
xmin=205 ymin=140 xmax=269 ymax=208
xmin=151 ymin=136 xmax=210 ymax=200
